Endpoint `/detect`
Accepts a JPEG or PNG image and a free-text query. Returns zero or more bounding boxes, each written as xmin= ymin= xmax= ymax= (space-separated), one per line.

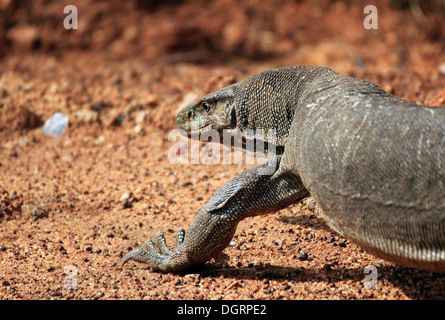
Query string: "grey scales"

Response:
xmin=122 ymin=66 xmax=445 ymax=273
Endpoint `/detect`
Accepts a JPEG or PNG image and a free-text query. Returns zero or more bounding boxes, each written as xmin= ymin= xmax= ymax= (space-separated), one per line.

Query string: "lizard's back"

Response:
xmin=289 ymin=68 xmax=445 ymax=272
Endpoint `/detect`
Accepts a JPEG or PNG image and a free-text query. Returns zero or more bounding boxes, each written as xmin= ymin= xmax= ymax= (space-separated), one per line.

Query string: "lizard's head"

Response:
xmin=176 ymin=84 xmax=237 ymax=137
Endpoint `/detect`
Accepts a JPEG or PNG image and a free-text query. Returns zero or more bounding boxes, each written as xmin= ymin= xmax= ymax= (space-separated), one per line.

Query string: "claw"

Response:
xmin=176 ymin=228 xmax=185 ymax=246
xmin=121 ymin=248 xmax=154 ymax=267
xmin=152 ymin=232 xmax=173 ymax=255
xmin=121 ymin=239 xmax=161 ymax=267
xmin=140 ymin=239 xmax=161 ymax=254
xmin=121 ymin=228 xmax=187 ymax=270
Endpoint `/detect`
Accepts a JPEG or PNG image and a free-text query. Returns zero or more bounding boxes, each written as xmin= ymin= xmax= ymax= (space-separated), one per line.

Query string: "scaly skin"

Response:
xmin=123 ymin=66 xmax=445 ymax=273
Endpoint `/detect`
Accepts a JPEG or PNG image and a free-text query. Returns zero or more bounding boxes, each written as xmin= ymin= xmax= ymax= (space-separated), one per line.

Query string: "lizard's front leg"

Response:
xmin=122 ymin=156 xmax=308 ymax=272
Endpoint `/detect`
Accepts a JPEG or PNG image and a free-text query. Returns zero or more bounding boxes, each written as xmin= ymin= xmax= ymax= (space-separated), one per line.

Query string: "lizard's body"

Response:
xmin=123 ymin=66 xmax=445 ymax=273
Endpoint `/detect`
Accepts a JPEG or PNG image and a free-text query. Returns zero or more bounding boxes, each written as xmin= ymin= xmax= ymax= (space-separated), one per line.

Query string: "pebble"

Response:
xmin=6 ymin=25 xmax=39 ymax=53
xmin=135 ymin=110 xmax=148 ymax=124
xmin=439 ymin=63 xmax=445 ymax=75
xmin=297 ymin=252 xmax=308 ymax=261
xmin=21 ymin=204 xmax=49 ymax=221
xmin=74 ymin=109 xmax=99 ymax=124
xmin=120 ymin=192 xmax=135 ymax=208
xmin=42 ymin=112 xmax=68 ymax=138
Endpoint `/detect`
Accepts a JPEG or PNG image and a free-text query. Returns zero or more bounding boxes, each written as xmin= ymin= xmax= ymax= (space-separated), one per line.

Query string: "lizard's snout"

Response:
xmin=176 ymin=104 xmax=194 ymax=130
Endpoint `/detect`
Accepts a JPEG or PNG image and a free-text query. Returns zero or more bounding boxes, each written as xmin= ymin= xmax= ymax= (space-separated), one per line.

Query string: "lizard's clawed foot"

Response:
xmin=122 ymin=228 xmax=188 ymax=272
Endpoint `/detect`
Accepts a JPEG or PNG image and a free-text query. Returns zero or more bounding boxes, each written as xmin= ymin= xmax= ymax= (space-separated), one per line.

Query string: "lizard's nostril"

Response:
xmin=187 ymin=111 xmax=192 ymax=119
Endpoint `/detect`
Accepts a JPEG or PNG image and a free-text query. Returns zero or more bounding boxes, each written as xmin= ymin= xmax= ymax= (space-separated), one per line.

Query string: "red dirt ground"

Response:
xmin=1 ymin=0 xmax=445 ymax=300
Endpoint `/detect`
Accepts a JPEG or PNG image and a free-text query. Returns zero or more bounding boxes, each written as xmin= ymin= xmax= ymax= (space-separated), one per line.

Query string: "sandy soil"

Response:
xmin=1 ymin=0 xmax=445 ymax=300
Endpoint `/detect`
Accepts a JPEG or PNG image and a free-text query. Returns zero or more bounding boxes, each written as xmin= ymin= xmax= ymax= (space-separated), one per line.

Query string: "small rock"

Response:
xmin=253 ymin=261 xmax=265 ymax=271
xmin=120 ymin=192 xmax=135 ymax=208
xmin=439 ymin=63 xmax=445 ymax=75
xmin=74 ymin=109 xmax=99 ymax=124
xmin=6 ymin=25 xmax=39 ymax=53
xmin=125 ymin=100 xmax=143 ymax=112
xmin=297 ymin=252 xmax=308 ymax=261
xmin=0 ymin=84 xmax=8 ymax=98
xmin=133 ymin=124 xmax=145 ymax=135
xmin=135 ymin=110 xmax=148 ymax=124
xmin=146 ymin=94 xmax=159 ymax=107
xmin=42 ymin=112 xmax=68 ymax=138
xmin=120 ymin=192 xmax=131 ymax=202
xmin=111 ymin=77 xmax=123 ymax=85
xmin=21 ymin=204 xmax=49 ymax=221
xmin=104 ymin=109 xmax=124 ymax=127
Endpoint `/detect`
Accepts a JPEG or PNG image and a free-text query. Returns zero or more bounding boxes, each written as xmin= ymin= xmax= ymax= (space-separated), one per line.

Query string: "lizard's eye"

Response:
xmin=202 ymin=102 xmax=211 ymax=114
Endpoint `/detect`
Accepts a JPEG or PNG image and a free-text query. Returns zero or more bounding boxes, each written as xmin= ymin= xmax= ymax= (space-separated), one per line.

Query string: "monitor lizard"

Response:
xmin=122 ymin=66 xmax=445 ymax=273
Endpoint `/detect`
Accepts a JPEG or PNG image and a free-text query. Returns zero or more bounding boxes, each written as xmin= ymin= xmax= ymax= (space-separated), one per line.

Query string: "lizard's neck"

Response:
xmin=231 ymin=66 xmax=333 ymax=154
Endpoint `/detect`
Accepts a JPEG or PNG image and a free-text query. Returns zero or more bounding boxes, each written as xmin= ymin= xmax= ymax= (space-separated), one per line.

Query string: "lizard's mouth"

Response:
xmin=182 ymin=123 xmax=221 ymax=139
